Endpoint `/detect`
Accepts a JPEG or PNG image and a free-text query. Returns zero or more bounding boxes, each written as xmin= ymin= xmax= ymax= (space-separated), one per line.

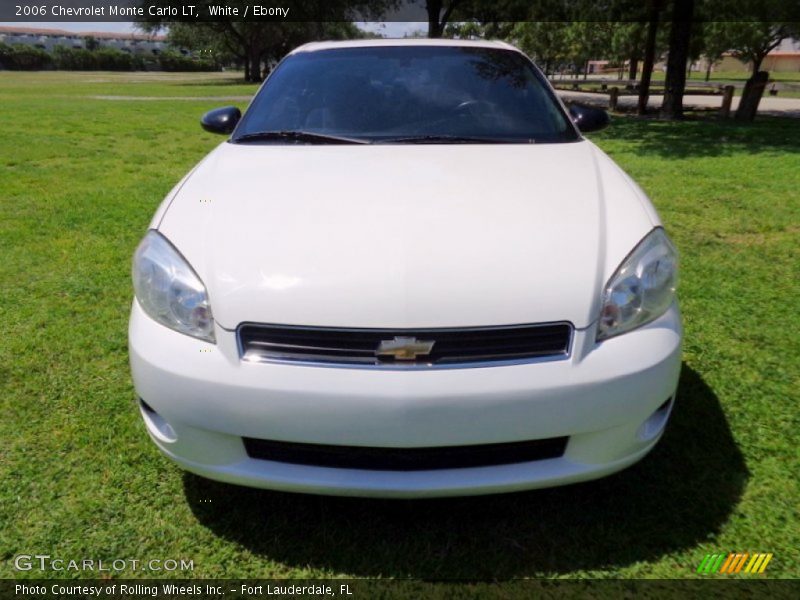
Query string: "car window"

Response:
xmin=234 ymin=46 xmax=579 ymax=144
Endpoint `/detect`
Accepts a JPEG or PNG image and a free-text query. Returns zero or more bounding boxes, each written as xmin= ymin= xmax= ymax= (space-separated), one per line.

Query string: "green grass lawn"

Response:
xmin=691 ymin=70 xmax=800 ymax=83
xmin=643 ymin=70 xmax=800 ymax=83
xmin=1 ymin=72 xmax=799 ymax=581
xmin=561 ymin=69 xmax=800 ymax=98
xmin=553 ymin=77 xmax=800 ymax=98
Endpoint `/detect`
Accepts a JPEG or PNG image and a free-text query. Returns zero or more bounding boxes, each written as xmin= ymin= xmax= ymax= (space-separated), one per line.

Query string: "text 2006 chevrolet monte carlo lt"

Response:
xmin=129 ymin=39 xmax=681 ymax=497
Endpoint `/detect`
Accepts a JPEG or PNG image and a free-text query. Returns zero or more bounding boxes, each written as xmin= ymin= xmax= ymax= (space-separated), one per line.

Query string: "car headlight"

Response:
xmin=132 ymin=230 xmax=215 ymax=342
xmin=597 ymin=228 xmax=677 ymax=341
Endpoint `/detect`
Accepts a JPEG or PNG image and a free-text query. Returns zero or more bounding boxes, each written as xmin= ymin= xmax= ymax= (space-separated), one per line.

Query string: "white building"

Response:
xmin=0 ymin=25 xmax=167 ymax=55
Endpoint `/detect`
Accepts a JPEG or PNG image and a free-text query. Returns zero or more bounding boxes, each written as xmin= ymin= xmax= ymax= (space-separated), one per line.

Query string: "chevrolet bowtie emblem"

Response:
xmin=376 ymin=336 xmax=435 ymax=361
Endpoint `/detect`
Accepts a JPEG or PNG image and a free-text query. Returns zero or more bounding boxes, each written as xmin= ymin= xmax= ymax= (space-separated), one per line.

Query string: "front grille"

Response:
xmin=237 ymin=322 xmax=572 ymax=367
xmin=243 ymin=436 xmax=568 ymax=471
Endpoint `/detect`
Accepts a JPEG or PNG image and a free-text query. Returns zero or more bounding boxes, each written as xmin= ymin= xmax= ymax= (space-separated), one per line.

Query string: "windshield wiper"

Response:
xmin=375 ymin=134 xmax=525 ymax=144
xmin=233 ymin=130 xmax=369 ymax=145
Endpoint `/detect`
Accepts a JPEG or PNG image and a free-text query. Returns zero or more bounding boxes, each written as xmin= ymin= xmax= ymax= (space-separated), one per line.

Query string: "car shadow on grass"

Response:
xmin=183 ymin=364 xmax=746 ymax=578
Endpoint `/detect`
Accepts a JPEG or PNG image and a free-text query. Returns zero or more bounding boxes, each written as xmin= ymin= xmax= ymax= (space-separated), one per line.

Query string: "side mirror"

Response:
xmin=569 ymin=104 xmax=610 ymax=133
xmin=201 ymin=106 xmax=241 ymax=134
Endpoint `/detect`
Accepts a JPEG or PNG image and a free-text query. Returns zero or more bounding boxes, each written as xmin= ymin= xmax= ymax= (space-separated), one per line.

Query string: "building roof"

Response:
xmin=0 ymin=25 xmax=165 ymax=42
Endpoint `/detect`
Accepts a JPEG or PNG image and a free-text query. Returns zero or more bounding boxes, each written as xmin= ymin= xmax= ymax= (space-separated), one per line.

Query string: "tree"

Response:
xmin=443 ymin=20 xmax=486 ymax=40
xmin=167 ymin=23 xmax=233 ymax=68
xmin=661 ymin=0 xmax=695 ymax=119
xmin=139 ymin=1 xmax=391 ymax=81
xmin=456 ymin=2 xmax=637 ymax=79
xmin=686 ymin=18 xmax=707 ymax=78
xmin=164 ymin=21 xmax=363 ymax=81
xmin=608 ymin=23 xmax=646 ymax=80
xmin=561 ymin=22 xmax=615 ymax=79
xmin=728 ymin=20 xmax=796 ymax=120
xmin=638 ymin=0 xmax=666 ymax=115
xmin=726 ymin=21 xmax=796 ymax=77
xmin=509 ymin=22 xmax=570 ymax=76
xmin=83 ymin=36 xmax=100 ymax=51
xmin=699 ymin=21 xmax=732 ymax=81
xmin=426 ymin=0 xmax=464 ymax=38
xmin=704 ymin=0 xmax=799 ymax=120
xmin=427 ymin=0 xmax=536 ymax=39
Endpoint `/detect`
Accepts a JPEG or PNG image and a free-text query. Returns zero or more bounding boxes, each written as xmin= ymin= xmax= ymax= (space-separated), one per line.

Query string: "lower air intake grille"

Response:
xmin=238 ymin=322 xmax=572 ymax=367
xmin=242 ymin=437 xmax=569 ymax=471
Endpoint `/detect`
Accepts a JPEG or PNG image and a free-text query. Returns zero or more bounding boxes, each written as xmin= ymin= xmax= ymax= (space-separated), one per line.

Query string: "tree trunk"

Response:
xmin=735 ymin=70 xmax=768 ymax=121
xmin=427 ymin=0 xmax=443 ymax=38
xmin=248 ymin=50 xmax=262 ymax=82
xmin=661 ymin=0 xmax=694 ymax=120
xmin=751 ymin=55 xmax=764 ymax=77
xmin=243 ymin=56 xmax=251 ymax=82
xmin=638 ymin=2 xmax=662 ymax=116
xmin=628 ymin=56 xmax=638 ymax=81
xmin=705 ymin=60 xmax=712 ymax=81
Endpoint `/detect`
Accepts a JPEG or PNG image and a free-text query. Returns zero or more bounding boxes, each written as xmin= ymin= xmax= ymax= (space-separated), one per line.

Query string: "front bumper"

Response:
xmin=129 ymin=300 xmax=682 ymax=497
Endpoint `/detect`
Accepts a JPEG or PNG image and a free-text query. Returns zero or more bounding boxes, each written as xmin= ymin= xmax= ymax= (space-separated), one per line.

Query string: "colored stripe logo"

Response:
xmin=697 ymin=553 xmax=773 ymax=574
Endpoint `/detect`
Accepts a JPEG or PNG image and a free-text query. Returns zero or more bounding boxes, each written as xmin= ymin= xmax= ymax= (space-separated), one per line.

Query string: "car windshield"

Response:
xmin=233 ymin=46 xmax=579 ymax=144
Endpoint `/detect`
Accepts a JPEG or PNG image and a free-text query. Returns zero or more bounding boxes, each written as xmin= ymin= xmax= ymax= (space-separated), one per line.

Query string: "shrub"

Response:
xmin=0 ymin=43 xmax=14 ymax=69
xmin=0 ymin=43 xmax=214 ymax=72
xmin=52 ymin=46 xmax=97 ymax=70
xmin=0 ymin=44 xmax=52 ymax=70
xmin=50 ymin=46 xmax=147 ymax=71
xmin=157 ymin=50 xmax=218 ymax=72
xmin=95 ymin=48 xmax=134 ymax=70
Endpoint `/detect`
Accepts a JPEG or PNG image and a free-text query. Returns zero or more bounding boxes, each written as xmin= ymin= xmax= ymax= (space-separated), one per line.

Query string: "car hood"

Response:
xmin=157 ymin=140 xmax=658 ymax=330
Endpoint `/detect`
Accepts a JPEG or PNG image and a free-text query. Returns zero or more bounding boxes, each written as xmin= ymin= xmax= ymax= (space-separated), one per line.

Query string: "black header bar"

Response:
xmin=2 ymin=1 xmax=800 ymax=23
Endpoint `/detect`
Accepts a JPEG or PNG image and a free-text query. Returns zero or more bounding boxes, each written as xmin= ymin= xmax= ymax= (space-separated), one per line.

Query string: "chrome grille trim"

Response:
xmin=236 ymin=322 xmax=574 ymax=369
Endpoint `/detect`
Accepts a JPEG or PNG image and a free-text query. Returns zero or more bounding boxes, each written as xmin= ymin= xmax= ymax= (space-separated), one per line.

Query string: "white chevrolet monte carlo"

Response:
xmin=129 ymin=39 xmax=681 ymax=497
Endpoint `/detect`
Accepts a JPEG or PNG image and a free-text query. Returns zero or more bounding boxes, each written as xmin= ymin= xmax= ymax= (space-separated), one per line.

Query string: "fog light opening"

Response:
xmin=138 ymin=398 xmax=178 ymax=443
xmin=638 ymin=397 xmax=674 ymax=441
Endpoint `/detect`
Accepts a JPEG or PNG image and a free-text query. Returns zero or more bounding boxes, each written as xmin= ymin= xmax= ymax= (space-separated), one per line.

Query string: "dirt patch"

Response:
xmin=722 ymin=225 xmax=800 ymax=245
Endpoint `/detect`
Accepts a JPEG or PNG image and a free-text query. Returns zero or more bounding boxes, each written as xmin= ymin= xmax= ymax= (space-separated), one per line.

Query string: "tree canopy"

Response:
xmin=138 ymin=0 xmax=394 ymax=81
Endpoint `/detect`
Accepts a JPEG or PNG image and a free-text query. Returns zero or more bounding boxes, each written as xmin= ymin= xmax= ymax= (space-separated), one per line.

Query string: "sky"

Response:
xmin=359 ymin=22 xmax=424 ymax=37
xmin=3 ymin=21 xmax=138 ymax=33
xmin=1 ymin=21 xmax=425 ymax=37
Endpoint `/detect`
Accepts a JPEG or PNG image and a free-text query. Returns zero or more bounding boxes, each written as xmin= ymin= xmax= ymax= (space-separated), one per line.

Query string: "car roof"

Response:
xmin=289 ymin=38 xmax=521 ymax=55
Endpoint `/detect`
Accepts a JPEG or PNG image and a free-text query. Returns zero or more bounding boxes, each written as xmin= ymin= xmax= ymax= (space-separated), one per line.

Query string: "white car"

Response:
xmin=129 ymin=39 xmax=681 ymax=497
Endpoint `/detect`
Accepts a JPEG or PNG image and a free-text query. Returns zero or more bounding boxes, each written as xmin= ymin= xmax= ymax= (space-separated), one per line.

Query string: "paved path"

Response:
xmin=556 ymin=90 xmax=800 ymax=118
